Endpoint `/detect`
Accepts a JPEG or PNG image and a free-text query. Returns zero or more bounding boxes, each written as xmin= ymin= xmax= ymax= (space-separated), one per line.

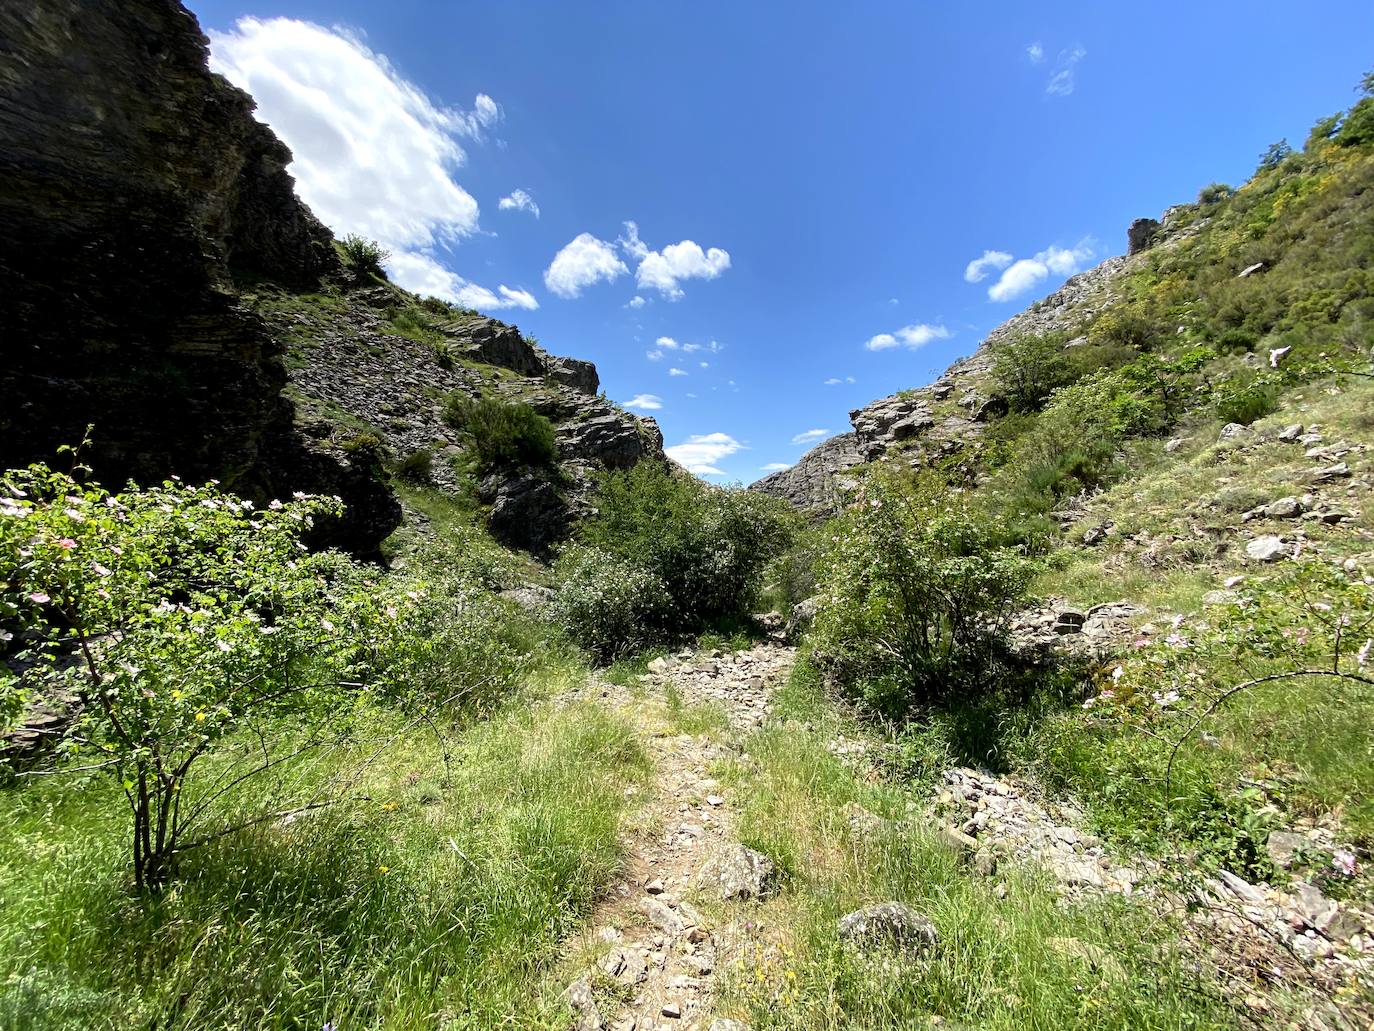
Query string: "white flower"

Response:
xmin=1152 ymin=689 xmax=1180 ymax=707
xmin=1358 ymin=639 xmax=1372 ymax=668
xmin=92 ymin=562 xmax=112 ymax=577
xmin=1110 ymin=665 xmax=1124 ymax=681
xmin=292 ymin=491 xmax=307 ymax=500
xmin=216 ymin=639 xmax=233 ymax=652
xmin=269 ymin=499 xmax=283 ymax=511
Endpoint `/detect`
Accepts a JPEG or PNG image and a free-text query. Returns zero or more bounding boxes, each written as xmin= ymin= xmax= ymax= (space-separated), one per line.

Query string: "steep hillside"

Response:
xmin=0 ymin=0 xmax=659 ymax=557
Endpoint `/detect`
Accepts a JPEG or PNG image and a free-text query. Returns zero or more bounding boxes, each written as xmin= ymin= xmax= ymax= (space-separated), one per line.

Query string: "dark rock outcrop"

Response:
xmin=0 ymin=0 xmax=397 ymax=553
xmin=751 ymin=433 xmax=864 ymax=511
xmin=1127 ymin=217 xmax=1161 ymax=255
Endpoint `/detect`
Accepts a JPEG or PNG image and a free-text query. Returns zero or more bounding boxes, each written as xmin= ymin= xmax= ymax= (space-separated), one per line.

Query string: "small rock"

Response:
xmin=645 ymin=878 xmax=666 ymax=895
xmin=1219 ymin=423 xmax=1252 ymax=441
xmin=639 ymin=897 xmax=686 ymax=935
xmin=1165 ymin=437 xmax=1187 ymax=453
xmin=1217 ymin=869 xmax=1266 ymax=906
xmin=1313 ymin=462 xmax=1351 ymax=482
xmin=647 ymin=657 xmax=672 ymax=674
xmin=1202 ymin=589 xmax=1238 ymax=606
xmin=708 ymin=1021 xmax=750 ymax=1031
xmin=1245 ymin=536 xmax=1291 ymax=563
xmin=698 ymin=845 xmax=779 ymax=901
xmin=706 ymin=794 xmax=725 ymax=807
xmin=1262 ymin=496 xmax=1304 ymax=518
xmin=1277 ymin=423 xmax=1304 ymax=442
xmin=1265 ymin=830 xmax=1309 ymax=869
xmin=563 ymin=976 xmax=604 ymax=1031
xmin=661 ymin=1002 xmax=681 ymax=1019
xmin=836 ymin=902 xmax=938 ymax=952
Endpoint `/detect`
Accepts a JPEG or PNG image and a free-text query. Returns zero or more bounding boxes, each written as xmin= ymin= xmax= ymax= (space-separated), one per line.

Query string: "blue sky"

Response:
xmin=191 ymin=0 xmax=1374 ymax=481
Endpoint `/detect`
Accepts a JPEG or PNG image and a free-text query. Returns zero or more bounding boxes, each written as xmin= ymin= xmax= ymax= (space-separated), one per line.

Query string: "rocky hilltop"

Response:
xmin=0 ymin=0 xmax=658 ymax=555
xmin=752 ymin=226 xmax=1168 ymax=511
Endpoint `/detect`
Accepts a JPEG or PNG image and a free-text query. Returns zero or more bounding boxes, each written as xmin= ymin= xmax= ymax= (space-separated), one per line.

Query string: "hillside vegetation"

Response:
xmin=3 ymin=59 xmax=1374 ymax=1031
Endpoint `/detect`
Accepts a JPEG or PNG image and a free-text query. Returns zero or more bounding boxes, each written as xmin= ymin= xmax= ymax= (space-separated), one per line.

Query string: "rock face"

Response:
xmin=0 ymin=0 xmax=397 ymax=554
xmin=751 ymin=433 xmax=863 ymax=511
xmin=1127 ymin=217 xmax=1161 ymax=255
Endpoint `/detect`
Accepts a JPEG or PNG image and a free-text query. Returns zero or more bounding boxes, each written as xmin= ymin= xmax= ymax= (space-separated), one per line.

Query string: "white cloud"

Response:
xmin=866 ymin=324 xmax=950 ymax=351
xmin=669 ymin=367 xmax=687 ymax=377
xmin=619 ymin=221 xmax=730 ymax=300
xmin=656 ymin=336 xmax=681 ymax=350
xmin=1027 ymin=42 xmax=1045 ymax=64
xmin=964 ymin=249 xmax=1013 ymax=283
xmin=497 ymin=188 xmax=540 ymax=218
xmin=760 ymin=462 xmax=791 ymax=472
xmin=544 ymin=233 xmax=628 ymax=298
xmin=208 ymin=18 xmax=519 ymax=310
xmin=1045 ymin=46 xmax=1086 ymax=96
xmin=646 ymin=349 xmax=664 ymax=361
xmin=987 ymin=242 xmax=1093 ymax=302
xmin=791 ymin=429 xmax=829 ymax=445
xmin=847 ymin=376 xmax=856 ymax=383
xmin=666 ymin=432 xmax=744 ymax=476
xmin=626 ymin=295 xmax=646 ymax=309
xmin=686 ymin=392 xmax=698 ymax=398
xmin=824 ymin=377 xmax=842 ymax=386
xmin=699 ymin=361 xmax=709 ymax=368
xmin=623 ymin=393 xmax=663 ymax=411
xmin=385 ymin=251 xmax=537 ymax=310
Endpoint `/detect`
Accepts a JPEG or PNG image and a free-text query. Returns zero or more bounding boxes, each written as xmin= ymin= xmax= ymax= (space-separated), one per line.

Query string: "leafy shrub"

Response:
xmin=339 ymin=234 xmax=390 ymax=278
xmin=339 ymin=430 xmax=384 ymax=460
xmin=1214 ymin=375 xmax=1278 ymax=425
xmin=578 ymin=462 xmax=794 ymax=630
xmin=988 ymin=332 xmax=1079 ymax=413
xmin=444 ymin=394 xmax=558 ymax=471
xmin=1198 ymin=182 xmax=1235 ymax=205
xmin=396 ymin=447 xmax=434 ymax=483
xmin=809 ymin=471 xmax=1038 ymax=715
xmin=551 ymin=545 xmax=673 ymax=661
xmin=0 ymin=462 xmax=382 ymax=886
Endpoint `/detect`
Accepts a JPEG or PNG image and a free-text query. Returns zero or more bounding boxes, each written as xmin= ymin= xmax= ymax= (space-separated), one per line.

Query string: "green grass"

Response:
xmin=0 ymin=698 xmax=648 ymax=1030
xmin=707 ymin=663 xmax=1235 ymax=1030
xmin=662 ymin=682 xmax=730 ymax=737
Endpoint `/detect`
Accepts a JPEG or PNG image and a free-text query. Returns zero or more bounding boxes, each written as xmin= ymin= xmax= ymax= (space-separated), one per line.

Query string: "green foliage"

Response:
xmin=443 ymin=394 xmax=558 ymax=471
xmin=577 ymin=462 xmax=795 ymax=632
xmin=396 ymin=446 xmax=433 ymax=483
xmin=0 ymin=462 xmax=382 ymax=886
xmin=987 ymin=332 xmax=1078 ymax=413
xmin=1197 ymin=182 xmax=1234 ymax=205
xmin=1258 ymin=138 xmax=1293 ymax=172
xmin=1213 ymin=373 xmax=1279 ymax=425
xmin=550 ymin=544 xmax=673 ymax=662
xmin=338 ymin=234 xmax=390 ymax=278
xmin=809 ymin=471 xmax=1038 ymax=715
xmin=338 ymin=429 xmax=383 ymax=460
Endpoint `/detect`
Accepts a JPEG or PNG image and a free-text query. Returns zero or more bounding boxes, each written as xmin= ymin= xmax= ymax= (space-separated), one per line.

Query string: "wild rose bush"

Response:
xmin=809 ymin=471 xmax=1037 ymax=716
xmin=550 ymin=544 xmax=673 ymax=662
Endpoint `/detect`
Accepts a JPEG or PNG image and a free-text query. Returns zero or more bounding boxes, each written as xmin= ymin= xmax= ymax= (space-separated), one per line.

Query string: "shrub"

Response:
xmin=551 ymin=545 xmax=673 ymax=661
xmin=988 ymin=332 xmax=1079 ymax=413
xmin=578 ymin=462 xmax=794 ymax=629
xmin=444 ymin=394 xmax=558 ymax=471
xmin=0 ymin=462 xmax=381 ymax=887
xmin=1198 ymin=182 xmax=1235 ymax=205
xmin=338 ymin=234 xmax=390 ymax=278
xmin=397 ymin=447 xmax=434 ymax=483
xmin=1214 ymin=374 xmax=1278 ymax=425
xmin=810 ymin=471 xmax=1038 ymax=715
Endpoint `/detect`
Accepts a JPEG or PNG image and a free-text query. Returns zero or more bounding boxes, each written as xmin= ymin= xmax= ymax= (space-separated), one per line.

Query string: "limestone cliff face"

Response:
xmin=0 ymin=0 xmax=397 ymax=552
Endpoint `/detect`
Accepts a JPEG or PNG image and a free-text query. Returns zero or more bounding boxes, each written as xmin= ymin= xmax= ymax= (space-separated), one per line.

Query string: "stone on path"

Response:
xmin=836 ymin=902 xmax=938 ymax=952
xmin=697 ymin=844 xmax=779 ymax=901
xmin=1245 ymin=535 xmax=1291 ymax=562
xmin=564 ymin=975 xmax=605 ymax=1031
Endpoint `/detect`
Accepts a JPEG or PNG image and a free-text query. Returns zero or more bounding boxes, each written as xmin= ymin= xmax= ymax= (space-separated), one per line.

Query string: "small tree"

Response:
xmin=0 ymin=458 xmax=381 ymax=888
xmin=339 ymin=234 xmax=391 ymax=278
xmin=811 ymin=471 xmax=1037 ymax=715
xmin=988 ymin=332 xmax=1077 ymax=413
xmin=444 ymin=394 xmax=558 ymax=471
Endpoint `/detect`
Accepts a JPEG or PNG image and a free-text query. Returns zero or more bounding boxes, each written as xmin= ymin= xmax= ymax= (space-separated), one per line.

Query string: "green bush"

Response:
xmin=1214 ymin=374 xmax=1278 ymax=425
xmin=338 ymin=234 xmax=390 ymax=278
xmin=551 ymin=545 xmax=673 ymax=661
xmin=1198 ymin=182 xmax=1234 ymax=205
xmin=444 ymin=394 xmax=558 ymax=471
xmin=578 ymin=462 xmax=794 ymax=630
xmin=987 ymin=332 xmax=1079 ymax=413
xmin=396 ymin=447 xmax=433 ymax=483
xmin=809 ymin=471 xmax=1038 ymax=715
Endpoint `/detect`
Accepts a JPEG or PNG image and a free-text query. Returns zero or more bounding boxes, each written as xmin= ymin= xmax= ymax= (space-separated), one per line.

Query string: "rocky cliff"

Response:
xmin=0 ymin=0 xmax=654 ymax=556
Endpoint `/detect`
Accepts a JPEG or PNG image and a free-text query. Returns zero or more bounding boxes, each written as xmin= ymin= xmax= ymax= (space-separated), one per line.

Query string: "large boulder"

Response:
xmin=697 ymin=844 xmax=780 ymax=901
xmin=1127 ymin=217 xmax=1161 ymax=255
xmin=480 ymin=470 xmax=570 ymax=555
xmin=836 ymin=902 xmax=938 ymax=952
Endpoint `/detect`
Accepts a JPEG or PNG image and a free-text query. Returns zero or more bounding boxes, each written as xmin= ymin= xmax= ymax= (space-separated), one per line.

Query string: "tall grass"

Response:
xmin=0 ymin=699 xmax=648 ymax=1030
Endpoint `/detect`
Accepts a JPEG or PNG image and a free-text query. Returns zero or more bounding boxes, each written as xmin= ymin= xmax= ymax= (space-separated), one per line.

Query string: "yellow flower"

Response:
xmin=378 ymin=864 xmax=390 ymax=874
xmin=194 ymin=711 xmax=206 ymax=722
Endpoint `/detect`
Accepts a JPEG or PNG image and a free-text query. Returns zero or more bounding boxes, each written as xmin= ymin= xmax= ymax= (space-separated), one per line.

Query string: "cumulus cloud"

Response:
xmin=656 ymin=336 xmax=681 ymax=350
xmin=865 ymin=324 xmax=950 ymax=351
xmin=497 ymin=188 xmax=539 ymax=217
xmin=791 ymin=429 xmax=829 ymax=446
xmin=666 ymin=432 xmax=744 ymax=476
xmin=1046 ymin=46 xmax=1086 ymax=96
xmin=626 ymin=295 xmax=646 ymax=309
xmin=824 ymin=377 xmax=842 ymax=386
xmin=623 ymin=393 xmax=663 ymax=411
xmin=986 ymin=242 xmax=1093 ymax=302
xmin=544 ymin=233 xmax=628 ymax=298
xmin=646 ymin=349 xmax=664 ymax=361
xmin=619 ymin=221 xmax=731 ymax=300
xmin=1026 ymin=42 xmax=1045 ymax=64
xmin=669 ymin=367 xmax=688 ymax=377
xmin=386 ymin=251 xmax=537 ymax=310
xmin=207 ymin=18 xmax=531 ymax=312
xmin=760 ymin=462 xmax=791 ymax=472
xmin=964 ymin=249 xmax=1013 ymax=283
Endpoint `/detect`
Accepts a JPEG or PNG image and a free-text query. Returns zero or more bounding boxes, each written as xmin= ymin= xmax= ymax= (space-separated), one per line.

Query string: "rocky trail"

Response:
xmin=557 ymin=641 xmax=793 ymax=1030
xmin=549 ymin=635 xmax=1374 ymax=1030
